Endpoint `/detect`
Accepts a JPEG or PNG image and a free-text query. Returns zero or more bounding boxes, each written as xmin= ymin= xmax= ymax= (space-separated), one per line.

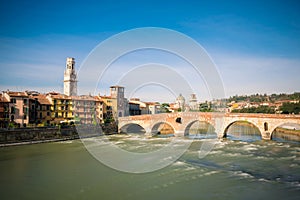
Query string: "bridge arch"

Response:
xmin=119 ymin=123 xmax=146 ymax=134
xmin=270 ymin=122 xmax=300 ymax=142
xmin=184 ymin=120 xmax=216 ymax=136
xmin=223 ymin=120 xmax=262 ymax=140
xmin=151 ymin=121 xmax=175 ymax=135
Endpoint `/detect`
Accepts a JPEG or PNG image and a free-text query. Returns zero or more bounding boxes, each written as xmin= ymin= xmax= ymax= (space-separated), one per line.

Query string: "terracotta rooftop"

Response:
xmin=47 ymin=92 xmax=71 ymax=100
xmin=31 ymin=94 xmax=51 ymax=105
xmin=129 ymin=102 xmax=140 ymax=105
xmin=72 ymin=95 xmax=96 ymax=101
xmin=0 ymin=94 xmax=10 ymax=103
xmin=110 ymin=85 xmax=124 ymax=88
xmin=145 ymin=102 xmax=160 ymax=105
xmin=100 ymin=95 xmax=114 ymax=99
xmin=93 ymin=96 xmax=103 ymax=102
xmin=6 ymin=91 xmax=29 ymax=97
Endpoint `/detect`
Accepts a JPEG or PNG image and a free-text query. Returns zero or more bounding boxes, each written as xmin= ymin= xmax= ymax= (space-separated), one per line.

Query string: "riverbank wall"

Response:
xmin=0 ymin=123 xmax=118 ymax=146
xmin=0 ymin=126 xmax=78 ymax=145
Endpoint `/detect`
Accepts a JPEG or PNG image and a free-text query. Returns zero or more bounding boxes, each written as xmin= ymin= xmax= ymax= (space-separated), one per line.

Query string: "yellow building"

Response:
xmin=46 ymin=92 xmax=74 ymax=124
xmin=100 ymin=95 xmax=115 ymax=123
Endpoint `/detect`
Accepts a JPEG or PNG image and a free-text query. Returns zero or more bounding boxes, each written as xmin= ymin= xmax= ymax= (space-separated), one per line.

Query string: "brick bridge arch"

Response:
xmin=118 ymin=112 xmax=300 ymax=140
xmin=183 ymin=120 xmax=216 ymax=136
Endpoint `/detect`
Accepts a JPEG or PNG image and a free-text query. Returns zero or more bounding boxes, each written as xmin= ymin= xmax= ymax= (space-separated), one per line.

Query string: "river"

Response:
xmin=0 ymin=134 xmax=299 ymax=200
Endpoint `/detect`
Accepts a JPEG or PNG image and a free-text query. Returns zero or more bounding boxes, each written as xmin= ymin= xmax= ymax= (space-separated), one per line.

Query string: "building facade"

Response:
xmin=100 ymin=95 xmax=115 ymax=123
xmin=129 ymin=102 xmax=141 ymax=116
xmin=147 ymin=102 xmax=161 ymax=114
xmin=175 ymin=94 xmax=185 ymax=112
xmin=129 ymin=98 xmax=149 ymax=114
xmin=72 ymin=95 xmax=97 ymax=124
xmin=94 ymin=96 xmax=104 ymax=123
xmin=110 ymin=86 xmax=126 ymax=117
xmin=30 ymin=93 xmax=52 ymax=125
xmin=189 ymin=93 xmax=199 ymax=111
xmin=46 ymin=92 xmax=74 ymax=124
xmin=0 ymin=93 xmax=10 ymax=128
xmin=4 ymin=91 xmax=30 ymax=127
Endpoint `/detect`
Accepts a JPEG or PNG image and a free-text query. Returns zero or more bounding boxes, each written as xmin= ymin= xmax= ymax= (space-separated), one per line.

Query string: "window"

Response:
xmin=24 ymin=107 xmax=28 ymax=113
xmin=23 ymin=99 xmax=27 ymax=104
xmin=23 ymin=115 xmax=27 ymax=120
xmin=32 ymin=105 xmax=35 ymax=110
xmin=11 ymin=115 xmax=14 ymax=121
xmin=47 ymin=112 xmax=50 ymax=116
xmin=264 ymin=122 xmax=268 ymax=131
xmin=40 ymin=113 xmax=42 ymax=118
xmin=55 ymin=112 xmax=58 ymax=117
xmin=46 ymin=105 xmax=50 ymax=110
xmin=11 ymin=98 xmax=16 ymax=103
xmin=11 ymin=106 xmax=15 ymax=114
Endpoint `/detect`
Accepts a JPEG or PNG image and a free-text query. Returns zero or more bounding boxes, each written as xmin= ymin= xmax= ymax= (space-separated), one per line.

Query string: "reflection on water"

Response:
xmin=272 ymin=124 xmax=300 ymax=143
xmin=225 ymin=121 xmax=262 ymax=142
xmin=186 ymin=121 xmax=217 ymax=140
xmin=0 ymin=134 xmax=299 ymax=200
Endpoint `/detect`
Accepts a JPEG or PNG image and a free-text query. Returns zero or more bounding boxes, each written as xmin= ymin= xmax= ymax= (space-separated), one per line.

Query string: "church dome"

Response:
xmin=176 ymin=94 xmax=185 ymax=101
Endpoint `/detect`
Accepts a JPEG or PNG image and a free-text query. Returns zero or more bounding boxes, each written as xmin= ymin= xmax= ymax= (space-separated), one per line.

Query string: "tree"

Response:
xmin=232 ymin=106 xmax=275 ymax=114
xmin=160 ymin=103 xmax=171 ymax=113
xmin=280 ymin=102 xmax=300 ymax=114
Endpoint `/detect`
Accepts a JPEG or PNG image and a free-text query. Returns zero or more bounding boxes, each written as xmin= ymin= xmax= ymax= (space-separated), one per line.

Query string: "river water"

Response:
xmin=0 ymin=134 xmax=299 ymax=200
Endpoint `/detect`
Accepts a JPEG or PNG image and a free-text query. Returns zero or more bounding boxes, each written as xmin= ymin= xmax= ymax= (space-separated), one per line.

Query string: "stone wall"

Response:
xmin=0 ymin=122 xmax=119 ymax=145
xmin=0 ymin=126 xmax=78 ymax=144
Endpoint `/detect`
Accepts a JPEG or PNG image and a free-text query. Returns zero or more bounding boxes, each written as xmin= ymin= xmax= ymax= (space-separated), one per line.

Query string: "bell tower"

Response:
xmin=64 ymin=57 xmax=77 ymax=96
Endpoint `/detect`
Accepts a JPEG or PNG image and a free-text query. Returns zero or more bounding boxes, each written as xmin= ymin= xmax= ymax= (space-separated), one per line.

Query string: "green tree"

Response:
xmin=280 ymin=102 xmax=300 ymax=114
xmin=160 ymin=103 xmax=171 ymax=113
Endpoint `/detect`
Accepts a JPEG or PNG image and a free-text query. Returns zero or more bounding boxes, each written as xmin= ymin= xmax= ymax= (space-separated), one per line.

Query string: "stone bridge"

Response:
xmin=118 ymin=112 xmax=300 ymax=140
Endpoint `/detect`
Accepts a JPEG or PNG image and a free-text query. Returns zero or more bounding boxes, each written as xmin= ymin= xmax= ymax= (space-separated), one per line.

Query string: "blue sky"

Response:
xmin=0 ymin=0 xmax=299 ymax=102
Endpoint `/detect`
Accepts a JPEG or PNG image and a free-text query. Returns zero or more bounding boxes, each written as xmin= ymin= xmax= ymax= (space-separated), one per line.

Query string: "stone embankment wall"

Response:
xmin=0 ymin=122 xmax=118 ymax=145
xmin=0 ymin=126 xmax=78 ymax=144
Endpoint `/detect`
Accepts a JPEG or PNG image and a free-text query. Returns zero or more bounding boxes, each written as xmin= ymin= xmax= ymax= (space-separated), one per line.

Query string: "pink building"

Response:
xmin=3 ymin=91 xmax=29 ymax=127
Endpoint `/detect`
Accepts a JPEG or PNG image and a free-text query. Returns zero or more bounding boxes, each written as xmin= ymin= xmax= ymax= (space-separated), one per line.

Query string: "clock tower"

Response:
xmin=64 ymin=57 xmax=77 ymax=96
